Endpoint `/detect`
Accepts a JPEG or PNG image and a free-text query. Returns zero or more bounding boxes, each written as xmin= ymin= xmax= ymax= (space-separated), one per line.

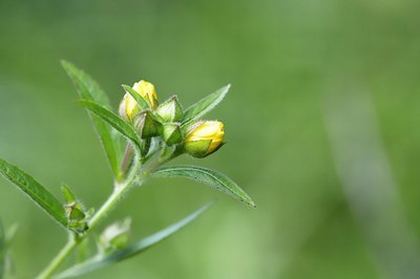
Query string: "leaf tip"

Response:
xmin=60 ymin=60 xmax=72 ymax=70
xmin=241 ymin=195 xmax=256 ymax=208
xmin=249 ymin=200 xmax=257 ymax=208
xmin=222 ymin=84 xmax=231 ymax=95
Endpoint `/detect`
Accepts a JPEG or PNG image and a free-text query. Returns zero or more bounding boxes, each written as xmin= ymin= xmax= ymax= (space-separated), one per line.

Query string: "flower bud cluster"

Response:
xmin=119 ymin=80 xmax=225 ymax=158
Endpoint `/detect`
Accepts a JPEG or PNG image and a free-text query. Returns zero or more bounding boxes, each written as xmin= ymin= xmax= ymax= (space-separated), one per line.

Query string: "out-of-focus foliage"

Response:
xmin=0 ymin=221 xmax=5 ymax=278
xmin=1 ymin=0 xmax=420 ymax=278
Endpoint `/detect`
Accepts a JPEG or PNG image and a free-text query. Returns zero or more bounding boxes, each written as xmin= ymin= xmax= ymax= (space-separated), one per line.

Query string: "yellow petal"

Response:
xmin=132 ymin=80 xmax=158 ymax=109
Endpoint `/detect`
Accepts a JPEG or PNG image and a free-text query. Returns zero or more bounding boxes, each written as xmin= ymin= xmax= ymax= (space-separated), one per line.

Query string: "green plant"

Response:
xmin=0 ymin=61 xmax=255 ymax=278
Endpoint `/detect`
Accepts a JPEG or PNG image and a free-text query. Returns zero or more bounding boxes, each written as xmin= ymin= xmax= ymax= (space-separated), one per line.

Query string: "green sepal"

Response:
xmin=162 ymin=123 xmax=183 ymax=145
xmin=141 ymin=139 xmax=151 ymax=157
xmin=121 ymin=84 xmax=149 ymax=111
xmin=184 ymin=140 xmax=212 ymax=158
xmin=205 ymin=142 xmax=225 ymax=157
xmin=62 ymin=185 xmax=89 ymax=233
xmin=156 ymin=96 xmax=183 ymax=122
xmin=64 ymin=201 xmax=88 ymax=233
xmin=134 ymin=111 xmax=162 ymax=139
xmin=61 ymin=184 xmax=77 ymax=204
xmin=159 ymin=145 xmax=177 ymax=162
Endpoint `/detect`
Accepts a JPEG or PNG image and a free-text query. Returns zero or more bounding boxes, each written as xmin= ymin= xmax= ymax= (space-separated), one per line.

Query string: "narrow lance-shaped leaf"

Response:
xmin=0 ymin=221 xmax=5 ymax=279
xmin=5 ymin=225 xmax=18 ymax=245
xmin=182 ymin=84 xmax=230 ymax=124
xmin=0 ymin=158 xmax=68 ymax=228
xmin=61 ymin=61 xmax=122 ymax=178
xmin=0 ymin=222 xmax=17 ymax=279
xmin=54 ymin=204 xmax=211 ymax=279
xmin=61 ymin=61 xmax=110 ymax=105
xmin=79 ymin=100 xmax=142 ymax=152
xmin=153 ymin=165 xmax=255 ymax=207
xmin=121 ymin=84 xmax=150 ymax=110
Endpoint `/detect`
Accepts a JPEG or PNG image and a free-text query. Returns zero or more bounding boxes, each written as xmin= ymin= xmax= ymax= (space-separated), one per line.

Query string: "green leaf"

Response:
xmin=54 ymin=204 xmax=211 ymax=279
xmin=0 ymin=221 xmax=5 ymax=279
xmin=61 ymin=61 xmax=121 ymax=178
xmin=61 ymin=61 xmax=111 ymax=106
xmin=0 ymin=158 xmax=68 ymax=229
xmin=61 ymin=184 xmax=76 ymax=204
xmin=182 ymin=84 xmax=230 ymax=124
xmin=79 ymin=100 xmax=142 ymax=151
xmin=121 ymin=84 xmax=149 ymax=110
xmin=153 ymin=166 xmax=255 ymax=207
xmin=5 ymin=224 xmax=18 ymax=245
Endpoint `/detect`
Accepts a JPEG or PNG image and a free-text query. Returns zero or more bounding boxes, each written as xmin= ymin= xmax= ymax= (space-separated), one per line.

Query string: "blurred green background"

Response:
xmin=1 ymin=0 xmax=420 ymax=278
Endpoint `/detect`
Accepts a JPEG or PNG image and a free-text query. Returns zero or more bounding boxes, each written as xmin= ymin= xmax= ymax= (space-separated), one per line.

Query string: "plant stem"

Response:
xmin=36 ymin=157 xmax=145 ymax=279
xmin=88 ymin=180 xmax=136 ymax=231
xmin=35 ymin=237 xmax=77 ymax=279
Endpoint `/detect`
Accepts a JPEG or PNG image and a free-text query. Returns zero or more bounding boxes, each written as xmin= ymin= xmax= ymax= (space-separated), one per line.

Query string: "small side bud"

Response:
xmin=99 ymin=218 xmax=131 ymax=253
xmin=134 ymin=110 xmax=162 ymax=139
xmin=156 ymin=96 xmax=183 ymax=122
xmin=162 ymin=123 xmax=182 ymax=145
xmin=65 ymin=203 xmax=86 ymax=223
xmin=61 ymin=184 xmax=76 ymax=204
xmin=184 ymin=121 xmax=225 ymax=158
xmin=61 ymin=185 xmax=88 ymax=233
xmin=64 ymin=202 xmax=88 ymax=233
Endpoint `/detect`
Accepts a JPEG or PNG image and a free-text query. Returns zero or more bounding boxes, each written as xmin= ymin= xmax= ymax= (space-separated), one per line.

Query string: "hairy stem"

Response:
xmin=35 ymin=236 xmax=77 ymax=279
xmin=36 ymin=153 xmax=147 ymax=279
xmin=119 ymin=144 xmax=134 ymax=180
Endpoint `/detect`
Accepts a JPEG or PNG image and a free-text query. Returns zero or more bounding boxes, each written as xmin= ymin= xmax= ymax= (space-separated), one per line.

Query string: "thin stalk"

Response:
xmin=119 ymin=144 xmax=134 ymax=180
xmin=36 ymin=153 xmax=146 ymax=279
xmin=35 ymin=237 xmax=77 ymax=279
xmin=88 ymin=180 xmax=138 ymax=231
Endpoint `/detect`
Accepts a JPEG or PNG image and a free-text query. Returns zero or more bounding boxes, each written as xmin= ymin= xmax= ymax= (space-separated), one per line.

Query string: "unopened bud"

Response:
xmin=61 ymin=185 xmax=88 ymax=233
xmin=100 ymin=218 xmax=131 ymax=252
xmin=134 ymin=111 xmax=162 ymax=139
xmin=63 ymin=201 xmax=88 ymax=233
xmin=156 ymin=96 xmax=183 ymax=122
xmin=184 ymin=121 xmax=224 ymax=158
xmin=132 ymin=80 xmax=158 ymax=109
xmin=119 ymin=80 xmax=158 ymax=121
xmin=162 ymin=123 xmax=182 ymax=145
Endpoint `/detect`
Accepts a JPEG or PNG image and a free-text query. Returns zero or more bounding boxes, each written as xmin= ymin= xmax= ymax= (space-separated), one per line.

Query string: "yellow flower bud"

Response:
xmin=184 ymin=121 xmax=224 ymax=158
xmin=132 ymin=80 xmax=158 ymax=109
xmin=119 ymin=80 xmax=158 ymax=121
xmin=119 ymin=94 xmax=138 ymax=121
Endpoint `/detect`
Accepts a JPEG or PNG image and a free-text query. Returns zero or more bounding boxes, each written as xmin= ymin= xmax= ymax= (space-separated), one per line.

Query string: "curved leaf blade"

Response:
xmin=0 ymin=158 xmax=68 ymax=228
xmin=182 ymin=84 xmax=230 ymax=124
xmin=153 ymin=165 xmax=255 ymax=207
xmin=61 ymin=61 xmax=111 ymax=107
xmin=61 ymin=61 xmax=121 ymax=178
xmin=121 ymin=84 xmax=149 ymax=110
xmin=55 ymin=204 xmax=211 ymax=279
xmin=0 ymin=221 xmax=5 ymax=279
xmin=79 ymin=100 xmax=142 ymax=151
